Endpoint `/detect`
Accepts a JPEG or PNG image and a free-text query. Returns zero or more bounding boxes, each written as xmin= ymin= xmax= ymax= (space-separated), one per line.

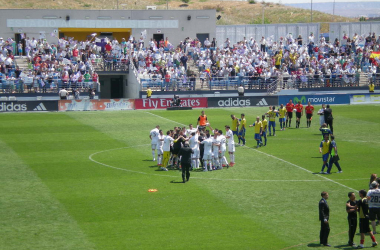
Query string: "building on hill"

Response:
xmin=0 ymin=9 xmax=216 ymax=46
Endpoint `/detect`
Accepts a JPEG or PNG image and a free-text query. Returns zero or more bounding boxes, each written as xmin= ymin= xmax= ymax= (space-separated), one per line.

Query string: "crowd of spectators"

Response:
xmin=0 ymin=35 xmax=133 ymax=94
xmin=1 ymin=31 xmax=380 ymax=94
xmin=132 ymin=32 xmax=380 ymax=91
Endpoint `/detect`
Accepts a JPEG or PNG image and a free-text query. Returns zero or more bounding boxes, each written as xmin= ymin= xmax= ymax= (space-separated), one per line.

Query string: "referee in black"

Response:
xmin=178 ymin=141 xmax=193 ymax=183
xmin=319 ymin=191 xmax=330 ymax=247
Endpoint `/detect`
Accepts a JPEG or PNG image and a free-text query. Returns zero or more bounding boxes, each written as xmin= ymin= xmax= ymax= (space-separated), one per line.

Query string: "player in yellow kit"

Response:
xmin=278 ymin=104 xmax=287 ymax=131
xmin=266 ymin=106 xmax=278 ymax=136
xmin=238 ymin=113 xmax=247 ymax=146
xmin=249 ymin=116 xmax=263 ymax=148
xmin=231 ymin=114 xmax=240 ymax=140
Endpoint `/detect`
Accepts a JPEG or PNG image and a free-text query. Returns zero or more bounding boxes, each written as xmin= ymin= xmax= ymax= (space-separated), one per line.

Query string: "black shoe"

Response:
xmin=183 ymin=179 xmax=186 ymax=183
xmin=186 ymin=178 xmax=189 ymax=182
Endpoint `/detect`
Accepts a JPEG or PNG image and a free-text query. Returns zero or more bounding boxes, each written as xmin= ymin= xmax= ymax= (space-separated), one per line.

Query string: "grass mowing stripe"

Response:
xmin=0 ymin=138 xmax=95 ymax=250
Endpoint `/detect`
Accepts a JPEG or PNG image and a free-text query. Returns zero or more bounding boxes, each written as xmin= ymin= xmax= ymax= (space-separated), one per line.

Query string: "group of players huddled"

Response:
xmin=149 ymin=111 xmax=236 ymax=172
xmin=148 ymin=100 xmax=323 ymax=172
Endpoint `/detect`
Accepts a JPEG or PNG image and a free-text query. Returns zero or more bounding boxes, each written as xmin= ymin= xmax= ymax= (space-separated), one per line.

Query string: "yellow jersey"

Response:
xmin=369 ymin=84 xmax=375 ymax=92
xmin=240 ymin=118 xmax=246 ymax=130
xmin=267 ymin=110 xmax=276 ymax=122
xmin=320 ymin=140 xmax=331 ymax=155
xmin=262 ymin=119 xmax=268 ymax=131
xmin=279 ymin=107 xmax=286 ymax=118
xmin=146 ymin=89 xmax=152 ymax=97
xmin=254 ymin=121 xmax=263 ymax=134
xmin=232 ymin=118 xmax=239 ymax=131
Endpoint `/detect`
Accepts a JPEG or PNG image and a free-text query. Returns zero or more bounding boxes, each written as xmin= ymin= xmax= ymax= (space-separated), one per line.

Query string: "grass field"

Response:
xmin=1 ymin=104 xmax=379 ymax=249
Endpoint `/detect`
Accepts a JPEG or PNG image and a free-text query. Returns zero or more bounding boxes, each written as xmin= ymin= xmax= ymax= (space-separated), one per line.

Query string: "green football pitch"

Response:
xmin=1 ymin=105 xmax=379 ymax=250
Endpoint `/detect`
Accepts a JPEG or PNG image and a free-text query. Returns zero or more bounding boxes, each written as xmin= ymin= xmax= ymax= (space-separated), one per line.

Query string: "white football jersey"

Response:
xmin=367 ymin=189 xmax=380 ymax=208
xmin=150 ymin=128 xmax=159 ymax=144
xmin=201 ymin=138 xmax=213 ymax=154
xmin=189 ymin=134 xmax=199 ymax=150
xmin=163 ymin=136 xmax=174 ymax=152
xmin=218 ymin=135 xmax=227 ymax=152
xmin=226 ymin=130 xmax=234 ymax=144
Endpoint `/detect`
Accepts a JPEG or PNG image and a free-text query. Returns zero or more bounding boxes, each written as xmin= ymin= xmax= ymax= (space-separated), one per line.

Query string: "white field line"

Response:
xmin=89 ymin=145 xmax=366 ymax=182
xmin=145 ymin=111 xmax=360 ymax=191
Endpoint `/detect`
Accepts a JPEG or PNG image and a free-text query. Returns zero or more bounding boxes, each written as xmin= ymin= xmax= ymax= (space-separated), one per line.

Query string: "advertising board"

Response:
xmin=59 ymin=99 xmax=135 ymax=111
xmin=279 ymin=94 xmax=350 ymax=105
xmin=134 ymin=98 xmax=207 ymax=110
xmin=0 ymin=101 xmax=58 ymax=112
xmin=207 ymin=96 xmax=278 ymax=108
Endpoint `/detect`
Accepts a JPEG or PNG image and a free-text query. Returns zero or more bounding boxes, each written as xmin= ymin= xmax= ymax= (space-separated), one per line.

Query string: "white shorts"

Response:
xmin=203 ymin=152 xmax=212 ymax=160
xmin=192 ymin=148 xmax=200 ymax=158
xmin=228 ymin=143 xmax=235 ymax=152
xmin=219 ymin=150 xmax=226 ymax=158
xmin=157 ymin=147 xmax=163 ymax=155
xmin=151 ymin=143 xmax=157 ymax=150
xmin=213 ymin=150 xmax=219 ymax=158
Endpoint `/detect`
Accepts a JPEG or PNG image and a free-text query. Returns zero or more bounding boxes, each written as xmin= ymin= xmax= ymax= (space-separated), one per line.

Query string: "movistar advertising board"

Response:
xmin=279 ymin=94 xmax=350 ymax=105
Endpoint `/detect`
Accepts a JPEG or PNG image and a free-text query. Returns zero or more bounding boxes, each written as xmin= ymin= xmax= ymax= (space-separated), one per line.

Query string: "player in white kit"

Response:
xmin=367 ymin=181 xmax=380 ymax=235
xmin=225 ymin=125 xmax=236 ymax=166
xmin=156 ymin=130 xmax=164 ymax=166
xmin=186 ymin=124 xmax=198 ymax=137
xmin=212 ymin=132 xmax=221 ymax=170
xmin=149 ymin=125 xmax=160 ymax=161
xmin=189 ymin=131 xmax=200 ymax=170
xmin=161 ymin=131 xmax=174 ymax=171
xmin=218 ymin=129 xmax=229 ymax=168
xmin=200 ymin=133 xmax=213 ymax=171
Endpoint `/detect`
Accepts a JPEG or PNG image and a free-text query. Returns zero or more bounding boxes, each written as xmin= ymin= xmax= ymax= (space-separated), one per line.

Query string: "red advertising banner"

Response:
xmin=59 ymin=99 xmax=135 ymax=111
xmin=134 ymin=97 xmax=208 ymax=110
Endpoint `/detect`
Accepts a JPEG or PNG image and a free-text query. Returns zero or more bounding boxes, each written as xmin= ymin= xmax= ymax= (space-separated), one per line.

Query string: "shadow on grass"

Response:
xmin=170 ymin=180 xmax=185 ymax=184
xmin=311 ymin=156 xmax=322 ymax=158
xmin=307 ymin=243 xmax=322 ymax=247
xmin=142 ymin=159 xmax=154 ymax=162
xmin=333 ymin=244 xmax=352 ymax=249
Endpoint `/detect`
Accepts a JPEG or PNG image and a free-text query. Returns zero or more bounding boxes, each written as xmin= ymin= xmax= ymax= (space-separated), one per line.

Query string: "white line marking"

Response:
xmin=89 ymin=145 xmax=370 ymax=183
xmin=242 ymin=145 xmax=359 ymax=192
xmin=145 ymin=111 xmax=360 ymax=191
xmin=146 ymin=112 xmax=186 ymax=126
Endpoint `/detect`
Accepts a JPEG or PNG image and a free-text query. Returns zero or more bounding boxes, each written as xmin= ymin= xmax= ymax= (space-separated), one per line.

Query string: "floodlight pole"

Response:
xmin=311 ymin=0 xmax=313 ymax=23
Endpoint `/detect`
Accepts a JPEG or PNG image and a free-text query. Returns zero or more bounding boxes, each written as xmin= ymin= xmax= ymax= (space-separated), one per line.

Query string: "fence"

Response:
xmin=216 ymin=23 xmax=320 ymax=45
xmin=329 ymin=21 xmax=380 ymax=45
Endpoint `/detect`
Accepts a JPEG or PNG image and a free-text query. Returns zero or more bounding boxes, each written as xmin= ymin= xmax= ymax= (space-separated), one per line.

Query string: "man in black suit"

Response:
xmin=178 ymin=141 xmax=193 ymax=183
xmin=319 ymin=191 xmax=330 ymax=247
xmin=323 ymin=105 xmax=334 ymax=134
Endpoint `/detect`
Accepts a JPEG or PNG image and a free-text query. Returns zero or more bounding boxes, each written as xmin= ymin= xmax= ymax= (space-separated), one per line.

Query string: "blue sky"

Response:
xmin=275 ymin=0 xmax=376 ymax=3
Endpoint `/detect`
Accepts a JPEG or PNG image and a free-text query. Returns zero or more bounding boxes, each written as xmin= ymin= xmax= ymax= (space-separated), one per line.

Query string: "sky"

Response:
xmin=273 ymin=0 xmax=377 ymax=3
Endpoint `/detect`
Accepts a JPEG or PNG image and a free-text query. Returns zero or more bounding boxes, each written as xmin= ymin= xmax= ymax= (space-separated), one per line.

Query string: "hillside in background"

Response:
xmin=286 ymin=2 xmax=380 ymax=18
xmin=0 ymin=0 xmax=358 ymax=32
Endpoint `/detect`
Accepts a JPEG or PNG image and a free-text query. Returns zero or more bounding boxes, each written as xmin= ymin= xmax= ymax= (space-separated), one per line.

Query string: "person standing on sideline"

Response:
xmin=146 ymin=86 xmax=152 ymax=98
xmin=324 ymin=104 xmax=334 ymax=134
xmin=59 ymin=87 xmax=68 ymax=100
xmin=197 ymin=110 xmax=208 ymax=130
xmin=346 ymin=192 xmax=358 ymax=247
xmin=225 ymin=125 xmax=236 ymax=166
xmin=357 ymin=189 xmax=378 ymax=248
xmin=249 ymin=116 xmax=263 ymax=148
xmin=178 ymin=141 xmax=193 ymax=183
xmin=294 ymin=101 xmax=303 ymax=128
xmin=319 ymin=134 xmax=331 ymax=174
xmin=231 ymin=114 xmax=240 ymax=142
xmin=279 ymin=104 xmax=287 ymax=131
xmin=319 ymin=191 xmax=330 ymax=247
xmin=238 ymin=84 xmax=244 ymax=96
xmin=327 ymin=135 xmax=342 ymax=174
xmin=317 ymin=104 xmax=326 ymax=128
xmin=149 ymin=125 xmax=160 ymax=161
xmin=367 ymin=181 xmax=380 ymax=235
xmin=266 ymin=106 xmax=278 ymax=136
xmin=238 ymin=113 xmax=247 ymax=146
xmin=369 ymin=82 xmax=375 ymax=93
xmin=305 ymin=102 xmax=315 ymax=128
xmin=286 ymin=99 xmax=295 ymax=127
